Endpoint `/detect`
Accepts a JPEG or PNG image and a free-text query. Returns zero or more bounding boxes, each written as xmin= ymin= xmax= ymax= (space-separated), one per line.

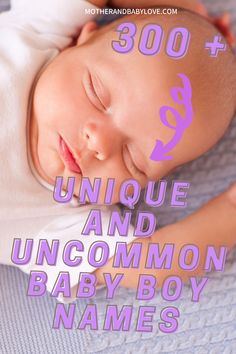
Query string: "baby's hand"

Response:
xmin=227 ymin=182 xmax=236 ymax=208
xmin=94 ymin=180 xmax=236 ymax=289
xmin=87 ymin=0 xmax=108 ymax=8
xmin=210 ymin=13 xmax=235 ymax=47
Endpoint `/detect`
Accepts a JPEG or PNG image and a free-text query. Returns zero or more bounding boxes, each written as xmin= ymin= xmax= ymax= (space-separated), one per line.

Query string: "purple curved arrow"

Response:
xmin=150 ymin=73 xmax=193 ymax=161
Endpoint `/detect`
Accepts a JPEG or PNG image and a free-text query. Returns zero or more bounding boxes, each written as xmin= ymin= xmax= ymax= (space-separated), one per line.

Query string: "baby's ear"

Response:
xmin=76 ymin=21 xmax=98 ymax=46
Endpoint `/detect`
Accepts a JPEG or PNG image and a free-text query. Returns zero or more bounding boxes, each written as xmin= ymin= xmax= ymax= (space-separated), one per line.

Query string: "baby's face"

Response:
xmin=30 ymin=14 xmax=235 ymax=204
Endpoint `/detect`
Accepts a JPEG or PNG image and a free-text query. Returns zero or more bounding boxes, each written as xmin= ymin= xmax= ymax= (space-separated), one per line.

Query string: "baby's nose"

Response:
xmin=83 ymin=122 xmax=114 ymax=160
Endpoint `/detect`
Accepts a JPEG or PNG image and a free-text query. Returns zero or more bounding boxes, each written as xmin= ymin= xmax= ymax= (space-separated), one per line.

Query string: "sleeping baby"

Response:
xmin=1 ymin=0 xmax=236 ymax=302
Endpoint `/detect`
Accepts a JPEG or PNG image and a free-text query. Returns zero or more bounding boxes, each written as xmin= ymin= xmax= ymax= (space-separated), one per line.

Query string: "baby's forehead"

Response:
xmin=91 ymin=7 xmax=227 ymax=71
xmin=97 ymin=8 xmax=210 ymax=38
xmin=92 ymin=10 xmax=215 ymax=80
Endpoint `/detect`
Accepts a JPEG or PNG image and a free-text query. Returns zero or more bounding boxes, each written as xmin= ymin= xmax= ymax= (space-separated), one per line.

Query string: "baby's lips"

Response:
xmin=59 ymin=136 xmax=82 ymax=175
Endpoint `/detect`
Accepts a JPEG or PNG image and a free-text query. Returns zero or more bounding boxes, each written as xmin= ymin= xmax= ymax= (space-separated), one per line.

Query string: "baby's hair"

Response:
xmin=131 ymin=8 xmax=236 ymax=126
xmin=91 ymin=8 xmax=236 ymax=163
xmin=164 ymin=9 xmax=236 ymax=161
xmin=180 ymin=8 xmax=236 ymax=121
xmin=111 ymin=8 xmax=236 ymax=114
xmin=178 ymin=8 xmax=236 ymax=104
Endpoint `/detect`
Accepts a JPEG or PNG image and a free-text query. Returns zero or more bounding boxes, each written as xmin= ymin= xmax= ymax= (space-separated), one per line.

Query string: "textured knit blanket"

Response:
xmin=0 ymin=0 xmax=236 ymax=353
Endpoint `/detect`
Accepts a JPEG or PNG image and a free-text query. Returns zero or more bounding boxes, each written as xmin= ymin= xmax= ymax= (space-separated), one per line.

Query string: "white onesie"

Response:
xmin=0 ymin=0 xmax=135 ymax=303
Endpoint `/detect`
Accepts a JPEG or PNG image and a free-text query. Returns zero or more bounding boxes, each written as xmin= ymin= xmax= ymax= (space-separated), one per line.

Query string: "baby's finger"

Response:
xmin=226 ymin=182 xmax=236 ymax=208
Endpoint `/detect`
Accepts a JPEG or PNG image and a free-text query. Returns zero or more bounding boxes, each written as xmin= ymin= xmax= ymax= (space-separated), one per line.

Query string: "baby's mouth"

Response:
xmin=59 ymin=136 xmax=82 ymax=174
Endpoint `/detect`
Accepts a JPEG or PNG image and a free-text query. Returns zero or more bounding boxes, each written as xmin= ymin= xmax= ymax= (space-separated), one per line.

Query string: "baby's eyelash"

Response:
xmin=87 ymin=73 xmax=106 ymax=111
